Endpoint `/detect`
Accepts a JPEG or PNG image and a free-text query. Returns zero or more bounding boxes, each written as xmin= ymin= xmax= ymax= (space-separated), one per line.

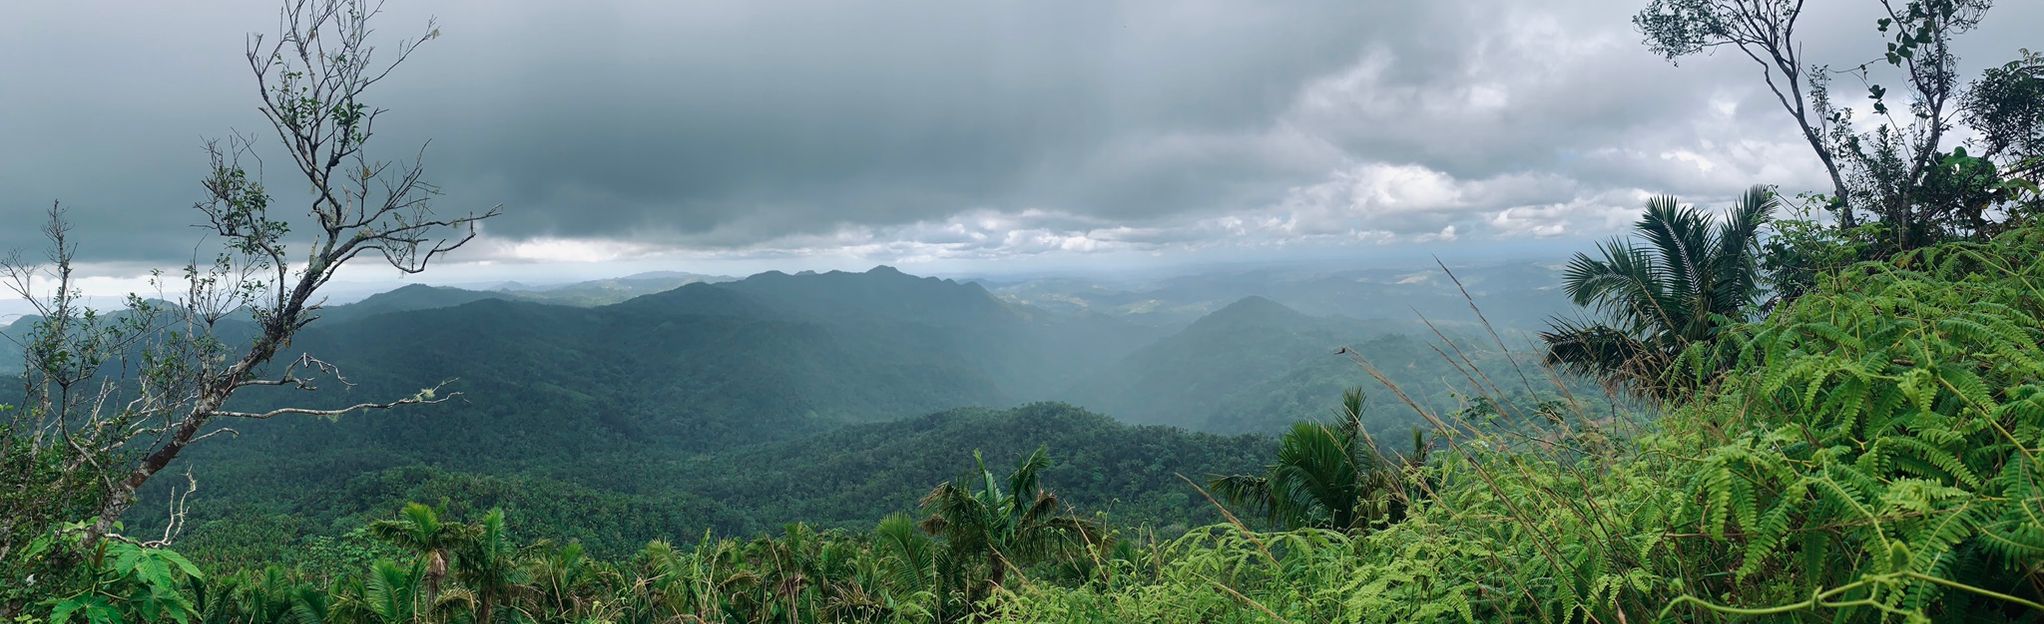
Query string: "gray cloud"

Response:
xmin=2 ymin=0 xmax=2039 ymax=270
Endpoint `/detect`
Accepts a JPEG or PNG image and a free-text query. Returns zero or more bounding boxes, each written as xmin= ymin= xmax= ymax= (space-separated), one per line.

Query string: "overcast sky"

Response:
xmin=2 ymin=0 xmax=2039 ymax=294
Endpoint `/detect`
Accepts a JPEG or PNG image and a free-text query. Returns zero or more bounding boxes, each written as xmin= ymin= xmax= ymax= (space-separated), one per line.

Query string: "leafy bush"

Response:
xmin=997 ymin=226 xmax=2044 ymax=622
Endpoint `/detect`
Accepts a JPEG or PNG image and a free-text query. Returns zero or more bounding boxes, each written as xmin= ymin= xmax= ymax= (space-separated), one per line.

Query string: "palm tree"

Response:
xmin=286 ymin=584 xmax=333 ymax=624
xmin=361 ymin=560 xmax=428 ymax=624
xmin=918 ymin=447 xmax=1097 ymax=603
xmin=192 ymin=565 xmax=301 ymax=624
xmin=1541 ymin=186 xmax=1774 ymax=397
xmin=623 ymin=537 xmax=738 ymax=623
xmin=454 ymin=509 xmax=526 ymax=624
xmin=748 ymin=523 xmax=827 ymax=622
xmin=1209 ymin=389 xmax=1428 ymax=531
xmin=335 ymin=559 xmax=475 ymax=624
xmin=367 ymin=503 xmax=478 ymax=607
xmin=525 ymin=540 xmax=620 ymax=623
xmin=871 ymin=513 xmax=942 ymax=622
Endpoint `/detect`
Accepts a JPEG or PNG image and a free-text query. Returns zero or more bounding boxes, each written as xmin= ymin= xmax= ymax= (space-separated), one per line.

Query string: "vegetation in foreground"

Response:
xmin=996 ymin=226 xmax=2044 ymax=622
xmin=5 ymin=0 xmax=2043 ymax=622
xmin=9 ymin=223 xmax=2040 ymax=623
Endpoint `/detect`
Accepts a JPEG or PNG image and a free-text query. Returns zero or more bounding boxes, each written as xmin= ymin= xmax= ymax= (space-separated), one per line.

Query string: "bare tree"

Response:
xmin=1635 ymin=0 xmax=2004 ymax=245
xmin=1 ymin=0 xmax=498 ymax=553
xmin=1635 ymin=0 xmax=1859 ymax=226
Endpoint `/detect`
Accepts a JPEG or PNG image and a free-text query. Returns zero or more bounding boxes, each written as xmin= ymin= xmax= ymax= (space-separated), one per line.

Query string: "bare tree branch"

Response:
xmin=211 ymin=381 xmax=462 ymax=420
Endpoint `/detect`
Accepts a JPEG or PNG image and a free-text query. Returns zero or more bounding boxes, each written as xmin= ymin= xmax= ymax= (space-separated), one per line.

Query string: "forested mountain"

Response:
xmin=309 ymin=271 xmax=736 ymax=323
xmin=172 ymin=403 xmax=1270 ymax=565
xmin=985 ymin=260 xmax=1569 ymax=331
xmin=231 ymin=265 xmax=1504 ymax=443
xmin=665 ymin=403 xmax=1271 ymax=534
xmin=217 ymin=268 xmax=1093 ymax=455
xmin=686 ymin=266 xmax=1166 ymax=398
xmin=131 ymin=264 xmax=1511 ymax=558
xmin=0 ymin=251 xmax=1581 ymax=613
xmin=500 ymin=270 xmax=732 ymax=306
xmin=316 ymin=284 xmax=507 ymax=324
xmin=6 ymin=264 xmax=1513 ymax=460
xmin=4 ymin=265 xmax=1545 ymax=470
xmin=0 ymin=316 xmax=29 ymax=376
xmin=1071 ymin=295 xmax=1535 ymax=434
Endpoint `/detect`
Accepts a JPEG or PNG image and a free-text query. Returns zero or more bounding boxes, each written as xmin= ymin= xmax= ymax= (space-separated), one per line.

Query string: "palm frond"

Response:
xmin=1006 ymin=446 xmax=1052 ymax=507
xmin=1207 ymin=473 xmax=1278 ymax=524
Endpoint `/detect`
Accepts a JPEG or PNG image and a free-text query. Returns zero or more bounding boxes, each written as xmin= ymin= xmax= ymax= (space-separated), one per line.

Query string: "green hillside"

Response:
xmin=665 ymin=403 xmax=1271 ymax=534
xmin=169 ymin=403 xmax=1270 ymax=567
xmin=1071 ymin=295 xmax=1543 ymax=434
xmin=103 ymin=269 xmax=1246 ymax=559
xmin=118 ymin=267 xmax=1494 ymax=566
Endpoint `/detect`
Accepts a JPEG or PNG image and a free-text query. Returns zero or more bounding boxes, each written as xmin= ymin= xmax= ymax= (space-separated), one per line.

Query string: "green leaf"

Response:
xmin=48 ymin=596 xmax=111 ymax=624
xmin=157 ymin=549 xmax=204 ymax=581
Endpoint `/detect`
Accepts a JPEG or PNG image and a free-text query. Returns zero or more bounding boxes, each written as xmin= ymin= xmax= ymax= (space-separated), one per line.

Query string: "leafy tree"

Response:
xmin=523 ymin=540 xmax=616 ymax=623
xmin=1963 ymin=49 xmax=2044 ymax=166
xmin=1638 ymin=0 xmax=2039 ymax=252
xmin=1824 ymin=0 xmax=2000 ymax=251
xmin=1757 ymin=200 xmax=1878 ymax=308
xmin=334 ymin=558 xmax=474 ymax=624
xmin=366 ymin=503 xmax=477 ymax=607
xmin=918 ymin=448 xmax=1097 ymax=604
xmin=190 ymin=565 xmax=303 ymax=624
xmin=871 ymin=513 xmax=944 ymax=622
xmin=286 ymin=583 xmax=335 ymax=624
xmin=453 ymin=509 xmax=525 ymax=624
xmin=1951 ymin=49 xmax=2044 ymax=224
xmin=1209 ymin=389 xmax=1427 ymax=531
xmin=1541 ymin=187 xmax=1772 ymax=396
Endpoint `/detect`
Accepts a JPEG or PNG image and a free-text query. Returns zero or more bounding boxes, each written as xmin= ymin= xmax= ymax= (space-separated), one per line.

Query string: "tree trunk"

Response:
xmin=1791 ymin=116 xmax=1857 ymax=229
xmin=987 ymin=549 xmax=1007 ymax=592
xmin=85 ymin=321 xmax=290 ymax=545
xmin=427 ymin=550 xmax=447 ymax=606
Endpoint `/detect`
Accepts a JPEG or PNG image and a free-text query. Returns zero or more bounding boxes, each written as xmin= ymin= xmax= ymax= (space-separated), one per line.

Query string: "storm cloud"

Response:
xmin=2 ymin=0 xmax=2039 ymax=271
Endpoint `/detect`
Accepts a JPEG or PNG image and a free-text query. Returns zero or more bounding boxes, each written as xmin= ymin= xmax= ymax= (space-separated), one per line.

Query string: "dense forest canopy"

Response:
xmin=3 ymin=0 xmax=2042 ymax=622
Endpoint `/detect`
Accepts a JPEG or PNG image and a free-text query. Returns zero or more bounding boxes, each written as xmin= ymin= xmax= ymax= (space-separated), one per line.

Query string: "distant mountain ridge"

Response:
xmin=507 ymin=271 xmax=733 ymax=306
xmin=194 ymin=266 xmax=1160 ymax=468
xmin=319 ymin=283 xmax=505 ymax=324
xmin=705 ymin=266 xmax=1021 ymax=327
xmin=13 ymin=264 xmax=1557 ymax=436
xmin=1071 ymin=295 xmax=1530 ymax=434
xmin=46 ymin=262 xmax=1561 ymax=557
xmin=986 ymin=260 xmax=1569 ymax=331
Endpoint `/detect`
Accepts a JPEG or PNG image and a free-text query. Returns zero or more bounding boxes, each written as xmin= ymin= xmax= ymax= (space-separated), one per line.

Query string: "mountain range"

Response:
xmin=4 ymin=262 xmax=1571 ymax=554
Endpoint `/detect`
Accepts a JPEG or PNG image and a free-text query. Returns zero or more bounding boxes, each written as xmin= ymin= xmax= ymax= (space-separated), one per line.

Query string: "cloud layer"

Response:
xmin=3 ymin=0 xmax=2039 ymax=271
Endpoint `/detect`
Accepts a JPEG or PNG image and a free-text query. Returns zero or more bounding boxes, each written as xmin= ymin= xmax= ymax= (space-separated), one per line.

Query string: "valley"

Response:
xmin=143 ymin=261 xmax=1569 ymax=561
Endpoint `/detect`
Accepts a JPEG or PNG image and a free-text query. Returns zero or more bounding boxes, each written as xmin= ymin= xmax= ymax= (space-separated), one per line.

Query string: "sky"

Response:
xmin=2 ymin=0 xmax=2040 ymax=301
